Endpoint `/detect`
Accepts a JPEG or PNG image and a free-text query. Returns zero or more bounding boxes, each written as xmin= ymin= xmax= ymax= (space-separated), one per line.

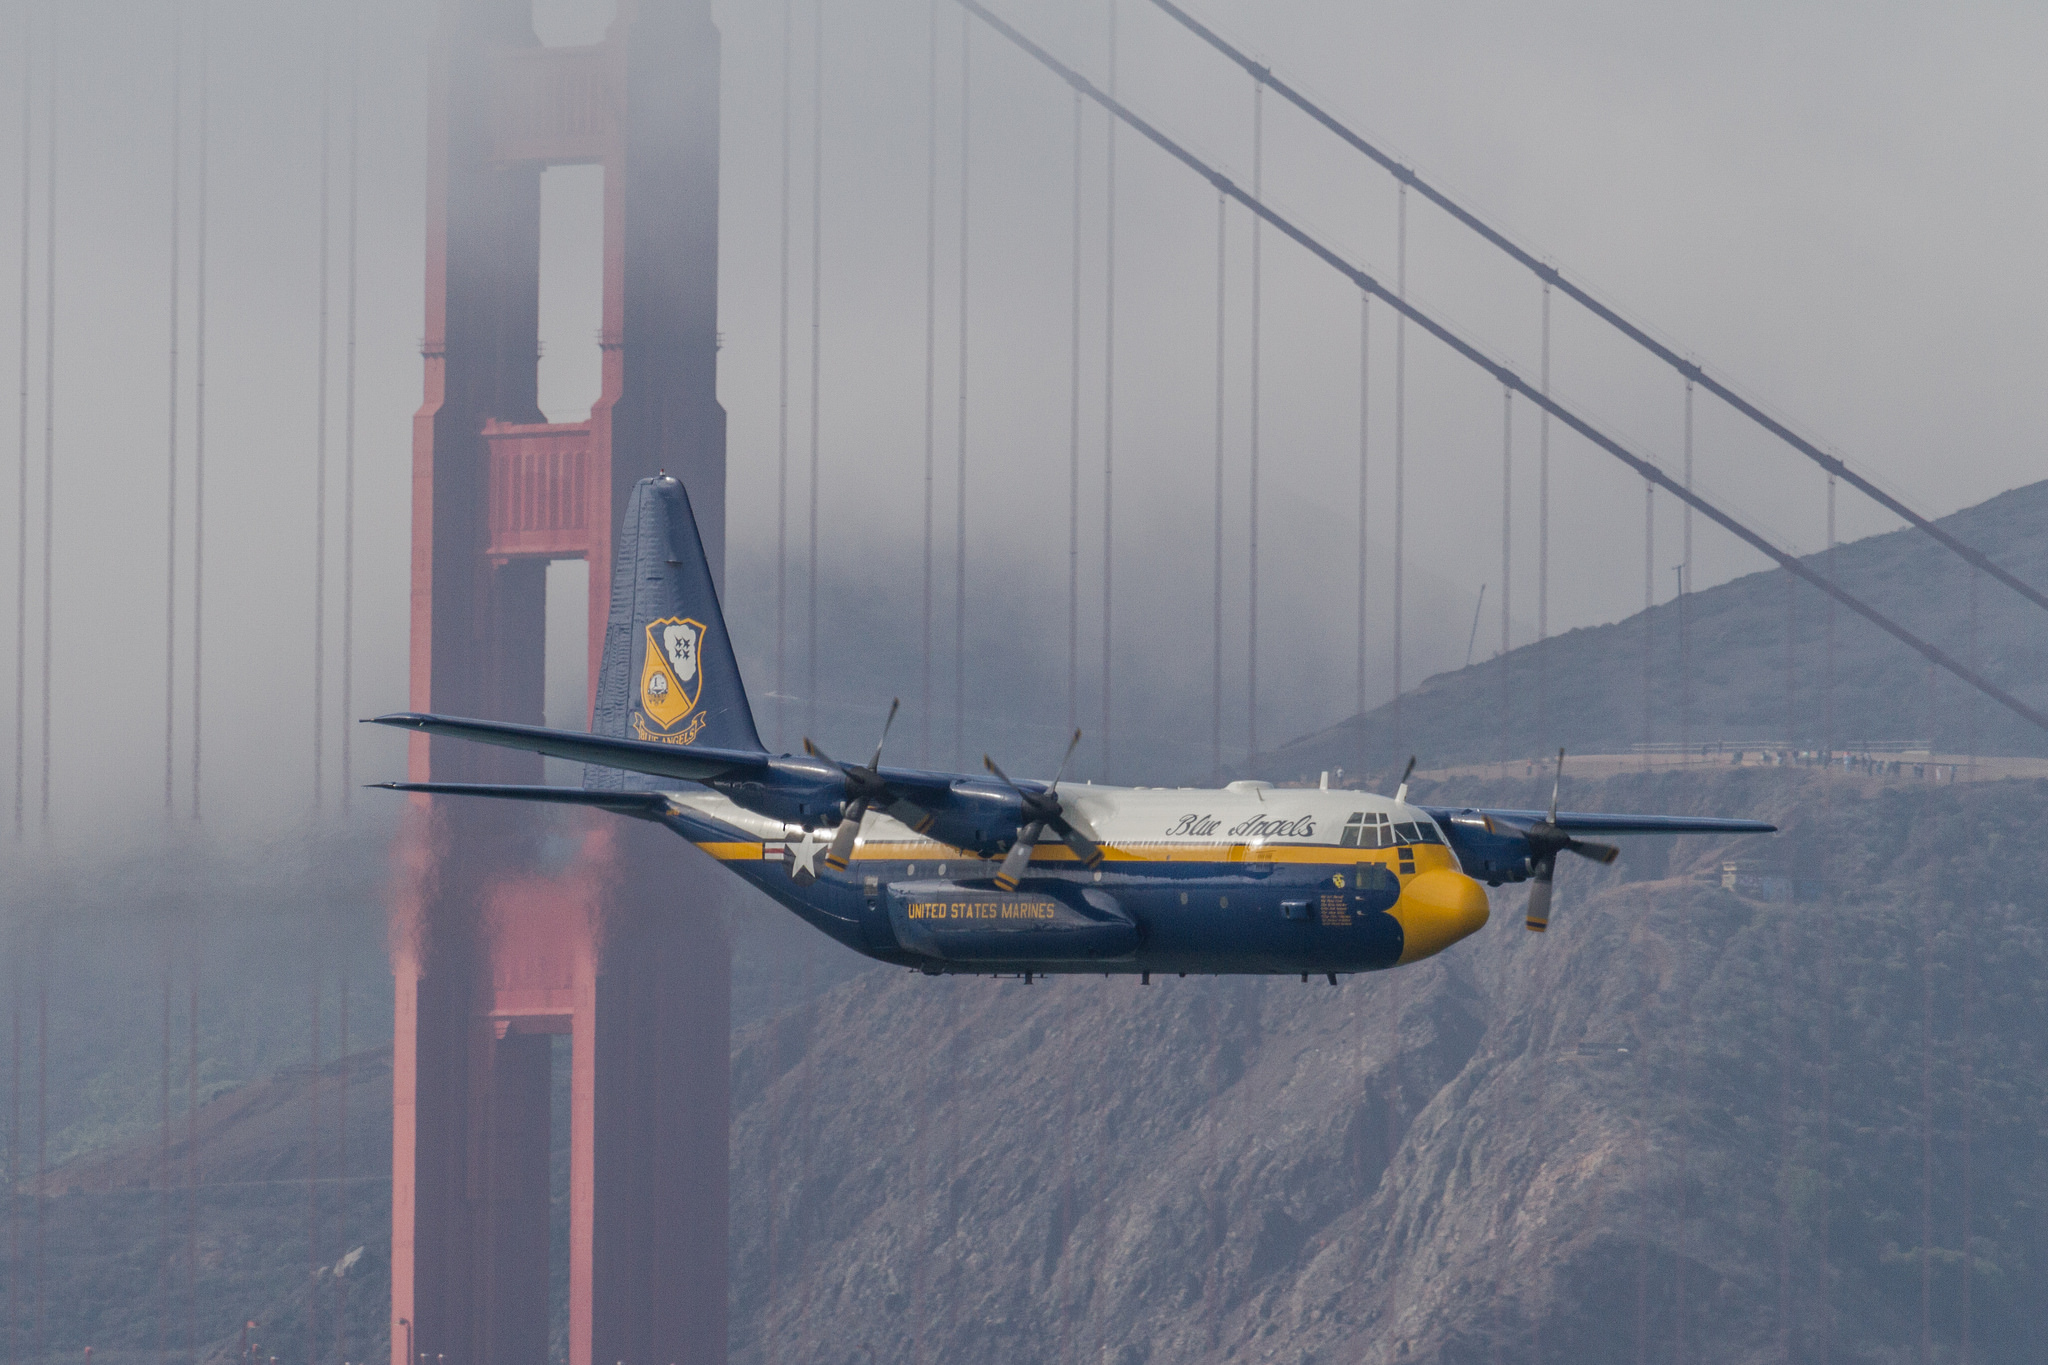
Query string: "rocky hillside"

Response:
xmin=18 ymin=767 xmax=2045 ymax=1364
xmin=1261 ymin=479 xmax=2048 ymax=782
xmin=727 ymin=766 xmax=2048 ymax=1364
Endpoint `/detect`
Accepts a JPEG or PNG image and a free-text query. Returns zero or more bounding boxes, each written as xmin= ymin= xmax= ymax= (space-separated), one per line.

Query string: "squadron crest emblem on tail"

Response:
xmin=636 ymin=617 xmax=705 ymax=741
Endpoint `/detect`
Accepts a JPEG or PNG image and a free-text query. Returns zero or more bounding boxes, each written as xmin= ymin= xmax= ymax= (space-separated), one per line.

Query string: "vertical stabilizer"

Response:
xmin=588 ymin=476 xmax=763 ymax=789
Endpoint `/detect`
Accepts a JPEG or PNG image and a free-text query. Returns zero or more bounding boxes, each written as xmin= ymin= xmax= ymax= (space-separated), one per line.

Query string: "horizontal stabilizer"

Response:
xmin=368 ymin=781 xmax=676 ymax=819
xmin=1437 ymin=807 xmax=1777 ymax=836
xmin=365 ymin=712 xmax=772 ymax=784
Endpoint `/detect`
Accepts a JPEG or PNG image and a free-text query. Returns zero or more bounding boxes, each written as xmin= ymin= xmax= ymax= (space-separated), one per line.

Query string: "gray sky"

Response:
xmin=4 ymin=0 xmax=2042 ymax=847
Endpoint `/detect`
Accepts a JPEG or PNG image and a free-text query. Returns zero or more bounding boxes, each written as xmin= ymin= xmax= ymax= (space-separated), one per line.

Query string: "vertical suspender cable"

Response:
xmin=32 ymin=977 xmax=44 ymax=1365
xmin=1355 ymin=294 xmax=1368 ymax=781
xmin=158 ymin=964 xmax=171 ymax=1365
xmin=307 ymin=970 xmax=321 ymax=1365
xmin=1061 ymin=106 xmax=1088 ymax=739
xmin=185 ymin=945 xmax=197 ymax=1365
xmin=1245 ymin=80 xmax=1261 ymax=764
xmin=1390 ymin=183 xmax=1404 ymax=741
xmin=7 ymin=980 xmax=17 ymax=1365
xmin=1499 ymin=387 xmax=1510 ymax=764
xmin=1209 ymin=193 xmax=1224 ymax=782
xmin=1919 ymin=872 xmax=1934 ymax=1362
xmin=1642 ymin=481 xmax=1653 ymax=767
xmin=335 ymin=977 xmax=348 ymax=1365
xmin=1823 ymin=474 xmax=1835 ymax=760
xmin=37 ymin=0 xmax=54 ymax=830
xmin=163 ymin=0 xmax=183 ymax=815
xmin=312 ymin=37 xmax=330 ymax=809
xmin=339 ymin=0 xmax=359 ymax=807
xmin=806 ymin=0 xmax=823 ymax=741
xmin=31 ymin=978 xmax=41 ymax=1365
xmin=774 ymin=0 xmax=791 ymax=752
xmin=190 ymin=0 xmax=208 ymax=819
xmin=1536 ymin=283 xmax=1549 ymax=748
xmin=1099 ymin=0 xmax=1116 ymax=778
xmin=13 ymin=0 xmax=31 ymax=840
xmin=953 ymin=15 xmax=969 ymax=769
xmin=919 ymin=0 xmax=937 ymax=764
xmin=1681 ymin=381 xmax=1692 ymax=761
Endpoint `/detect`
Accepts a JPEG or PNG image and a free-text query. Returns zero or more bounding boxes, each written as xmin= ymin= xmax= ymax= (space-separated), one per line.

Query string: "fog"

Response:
xmin=3 ymin=0 xmax=2043 ymax=852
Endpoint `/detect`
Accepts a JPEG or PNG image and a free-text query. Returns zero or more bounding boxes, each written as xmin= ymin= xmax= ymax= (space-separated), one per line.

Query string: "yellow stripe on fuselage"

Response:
xmin=694 ymin=841 xmax=764 ymax=861
xmin=693 ymin=838 xmax=1460 ymax=877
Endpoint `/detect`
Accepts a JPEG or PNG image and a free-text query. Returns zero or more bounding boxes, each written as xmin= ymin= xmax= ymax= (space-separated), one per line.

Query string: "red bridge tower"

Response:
xmin=393 ymin=4 xmax=729 ymax=1364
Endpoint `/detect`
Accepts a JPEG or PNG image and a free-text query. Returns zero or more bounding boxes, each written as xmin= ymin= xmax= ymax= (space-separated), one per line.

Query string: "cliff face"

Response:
xmin=728 ymin=768 xmax=2048 ymax=1364
xmin=1263 ymin=479 xmax=2048 ymax=779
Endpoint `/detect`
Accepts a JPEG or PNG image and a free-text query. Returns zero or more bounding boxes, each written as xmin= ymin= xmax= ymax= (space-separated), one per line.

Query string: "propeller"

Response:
xmin=983 ymin=729 xmax=1104 ymax=890
xmin=1517 ymin=748 xmax=1618 ymax=932
xmin=803 ymin=698 xmax=913 ymax=873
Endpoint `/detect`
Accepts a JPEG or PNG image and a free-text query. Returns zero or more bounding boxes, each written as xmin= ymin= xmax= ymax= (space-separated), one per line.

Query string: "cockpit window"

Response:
xmin=1393 ymin=820 xmax=1444 ymax=846
xmin=1339 ymin=813 xmax=1366 ymax=848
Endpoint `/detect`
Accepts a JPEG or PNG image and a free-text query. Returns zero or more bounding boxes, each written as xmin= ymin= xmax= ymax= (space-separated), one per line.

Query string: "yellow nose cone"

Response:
xmin=1391 ymin=868 xmax=1492 ymax=964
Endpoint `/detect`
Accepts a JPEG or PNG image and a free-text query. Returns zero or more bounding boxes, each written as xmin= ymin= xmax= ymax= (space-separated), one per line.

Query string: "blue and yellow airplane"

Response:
xmin=370 ymin=476 xmax=1772 ymax=980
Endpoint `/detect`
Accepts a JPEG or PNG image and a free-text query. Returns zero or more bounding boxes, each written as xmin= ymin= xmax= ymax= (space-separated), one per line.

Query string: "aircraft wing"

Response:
xmin=366 ymin=712 xmax=774 ymax=784
xmin=369 ymin=781 xmax=677 ymax=819
xmin=1428 ymin=807 xmax=1777 ymax=835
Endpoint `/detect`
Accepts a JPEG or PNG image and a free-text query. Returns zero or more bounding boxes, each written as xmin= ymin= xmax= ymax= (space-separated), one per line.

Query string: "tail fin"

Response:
xmin=589 ymin=475 xmax=763 ymax=779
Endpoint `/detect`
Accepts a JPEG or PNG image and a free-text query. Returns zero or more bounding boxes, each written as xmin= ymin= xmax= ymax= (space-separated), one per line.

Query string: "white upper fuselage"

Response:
xmin=667 ymin=778 xmax=1453 ymax=864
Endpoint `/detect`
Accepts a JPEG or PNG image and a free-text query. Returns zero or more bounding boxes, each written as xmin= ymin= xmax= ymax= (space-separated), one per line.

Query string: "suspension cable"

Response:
xmin=1823 ymin=472 xmax=1835 ymax=757
xmin=1355 ymin=293 xmax=1368 ymax=782
xmin=8 ymin=975 xmax=19 ymax=1365
xmin=1138 ymin=0 xmax=2048 ymax=620
xmin=1536 ymin=283 xmax=1549 ymax=746
xmin=340 ymin=0 xmax=359 ymax=807
xmin=1098 ymin=0 xmax=1116 ymax=779
xmin=184 ymin=943 xmax=197 ymax=1364
xmin=1642 ymin=480 xmax=1653 ymax=768
xmin=164 ymin=0 xmax=183 ymax=815
xmin=774 ymin=0 xmax=792 ymax=752
xmin=1499 ymin=387 xmax=1510 ymax=764
xmin=1245 ymin=77 xmax=1261 ymax=763
xmin=14 ymin=0 xmax=33 ymax=839
xmin=38 ymin=3 xmax=55 ymax=829
xmin=806 ymin=0 xmax=823 ymax=741
xmin=951 ymin=0 xmax=2048 ymax=737
xmin=953 ymin=13 xmax=969 ymax=769
xmin=916 ymin=0 xmax=936 ymax=763
xmin=312 ymin=38 xmax=330 ymax=808
xmin=1391 ymin=181 xmax=1405 ymax=740
xmin=190 ymin=0 xmax=209 ymax=819
xmin=1067 ymin=90 xmax=1082 ymax=737
xmin=1211 ymin=192 xmax=1224 ymax=782
xmin=1680 ymin=380 xmax=1693 ymax=761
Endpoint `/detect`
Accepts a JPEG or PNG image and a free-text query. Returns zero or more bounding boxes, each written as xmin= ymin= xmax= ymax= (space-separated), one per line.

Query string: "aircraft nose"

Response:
xmin=1391 ymin=868 xmax=1491 ymax=964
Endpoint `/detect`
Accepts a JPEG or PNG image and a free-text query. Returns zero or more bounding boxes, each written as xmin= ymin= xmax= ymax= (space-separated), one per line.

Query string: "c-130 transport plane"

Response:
xmin=370 ymin=476 xmax=1772 ymax=981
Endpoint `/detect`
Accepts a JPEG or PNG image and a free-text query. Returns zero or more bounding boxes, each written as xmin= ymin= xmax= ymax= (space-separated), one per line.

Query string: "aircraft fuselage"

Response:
xmin=665 ymin=781 xmax=1493 ymax=977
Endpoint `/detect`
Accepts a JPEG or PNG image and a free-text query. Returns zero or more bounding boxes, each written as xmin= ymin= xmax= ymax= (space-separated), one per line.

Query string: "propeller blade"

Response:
xmin=1547 ymin=747 xmax=1566 ymax=823
xmin=982 ymin=754 xmax=1019 ymax=792
xmin=1524 ymin=872 xmax=1554 ymax=933
xmin=1049 ymin=728 xmax=1083 ymax=791
xmin=886 ymin=798 xmax=936 ymax=834
xmin=1049 ymin=814 xmax=1105 ymax=868
xmin=823 ymin=797 xmax=869 ymax=872
xmin=802 ymin=736 xmax=837 ymax=767
xmin=1566 ymin=838 xmax=1620 ymax=866
xmin=868 ymin=698 xmax=901 ymax=770
xmin=993 ymin=821 xmax=1047 ymax=891
xmin=1394 ymin=755 xmax=1417 ymax=803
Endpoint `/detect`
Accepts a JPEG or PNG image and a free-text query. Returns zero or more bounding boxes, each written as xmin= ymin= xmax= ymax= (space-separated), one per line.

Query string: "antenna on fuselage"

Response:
xmin=1393 ymin=755 xmax=1417 ymax=804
